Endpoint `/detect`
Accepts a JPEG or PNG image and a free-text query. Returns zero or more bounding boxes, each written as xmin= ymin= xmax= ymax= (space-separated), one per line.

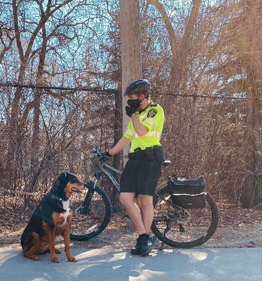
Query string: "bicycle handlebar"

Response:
xmin=93 ymin=146 xmax=111 ymax=162
xmin=93 ymin=146 xmax=101 ymax=157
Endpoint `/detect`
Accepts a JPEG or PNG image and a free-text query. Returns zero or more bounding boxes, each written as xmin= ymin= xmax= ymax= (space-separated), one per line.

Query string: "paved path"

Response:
xmin=0 ymin=247 xmax=261 ymax=281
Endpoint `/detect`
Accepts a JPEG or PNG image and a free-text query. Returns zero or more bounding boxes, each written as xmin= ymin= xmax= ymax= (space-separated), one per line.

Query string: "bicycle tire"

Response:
xmin=151 ymin=185 xmax=218 ymax=248
xmin=70 ymin=185 xmax=112 ymax=241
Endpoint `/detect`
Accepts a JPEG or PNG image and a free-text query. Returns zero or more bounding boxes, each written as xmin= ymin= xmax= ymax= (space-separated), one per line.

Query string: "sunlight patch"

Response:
xmin=179 ymin=250 xmax=208 ymax=262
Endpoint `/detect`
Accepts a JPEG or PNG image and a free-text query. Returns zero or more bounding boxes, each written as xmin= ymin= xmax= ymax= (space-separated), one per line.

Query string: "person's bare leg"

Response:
xmin=138 ymin=194 xmax=154 ymax=234
xmin=120 ymin=192 xmax=154 ymax=256
xmin=119 ymin=192 xmax=146 ymax=235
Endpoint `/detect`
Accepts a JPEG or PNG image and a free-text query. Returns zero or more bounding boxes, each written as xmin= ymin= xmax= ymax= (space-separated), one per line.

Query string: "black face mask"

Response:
xmin=127 ymin=99 xmax=140 ymax=110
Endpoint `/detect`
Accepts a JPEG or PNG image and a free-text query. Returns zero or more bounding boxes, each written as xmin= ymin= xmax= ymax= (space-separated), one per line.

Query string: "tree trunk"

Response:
xmin=120 ymin=0 xmax=142 ymax=167
xmin=30 ymin=24 xmax=48 ymax=193
xmin=241 ymin=91 xmax=261 ymax=208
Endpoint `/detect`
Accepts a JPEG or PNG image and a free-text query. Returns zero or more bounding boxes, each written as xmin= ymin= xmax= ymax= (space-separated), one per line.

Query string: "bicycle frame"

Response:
xmin=91 ymin=161 xmax=122 ymax=194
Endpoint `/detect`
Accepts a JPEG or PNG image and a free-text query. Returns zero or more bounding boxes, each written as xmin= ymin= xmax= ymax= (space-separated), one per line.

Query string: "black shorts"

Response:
xmin=120 ymin=158 xmax=162 ymax=196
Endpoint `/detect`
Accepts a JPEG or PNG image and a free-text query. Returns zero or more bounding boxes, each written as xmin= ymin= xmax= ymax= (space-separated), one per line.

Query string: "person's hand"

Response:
xmin=125 ymin=99 xmax=140 ymax=117
xmin=100 ymin=151 xmax=112 ymax=161
xmin=125 ymin=105 xmax=136 ymax=117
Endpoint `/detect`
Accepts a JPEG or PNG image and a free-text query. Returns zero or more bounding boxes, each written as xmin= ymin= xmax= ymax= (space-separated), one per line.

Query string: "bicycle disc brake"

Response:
xmin=176 ymin=209 xmax=191 ymax=225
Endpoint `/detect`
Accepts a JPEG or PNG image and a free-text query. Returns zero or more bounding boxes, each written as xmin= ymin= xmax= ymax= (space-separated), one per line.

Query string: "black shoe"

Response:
xmin=131 ymin=235 xmax=143 ymax=255
xmin=131 ymin=234 xmax=152 ymax=256
xmin=131 ymin=246 xmax=142 ymax=255
xmin=140 ymin=235 xmax=152 ymax=256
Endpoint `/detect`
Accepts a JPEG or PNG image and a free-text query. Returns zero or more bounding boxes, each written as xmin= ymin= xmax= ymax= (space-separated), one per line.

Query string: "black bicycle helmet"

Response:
xmin=124 ymin=79 xmax=151 ymax=96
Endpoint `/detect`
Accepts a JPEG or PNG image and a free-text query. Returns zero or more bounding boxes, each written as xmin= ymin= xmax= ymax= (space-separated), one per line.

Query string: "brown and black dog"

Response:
xmin=21 ymin=172 xmax=84 ymax=262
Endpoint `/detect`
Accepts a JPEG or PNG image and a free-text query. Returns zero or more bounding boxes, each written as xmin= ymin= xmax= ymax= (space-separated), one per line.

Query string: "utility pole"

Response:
xmin=120 ymin=0 xmax=142 ymax=167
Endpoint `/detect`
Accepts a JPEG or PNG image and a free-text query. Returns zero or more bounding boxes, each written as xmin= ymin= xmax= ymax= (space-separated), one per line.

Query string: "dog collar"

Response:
xmin=50 ymin=194 xmax=63 ymax=201
xmin=50 ymin=194 xmax=71 ymax=208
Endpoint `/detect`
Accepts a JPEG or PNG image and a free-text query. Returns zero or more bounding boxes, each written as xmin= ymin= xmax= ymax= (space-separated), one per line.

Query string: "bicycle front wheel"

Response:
xmin=151 ymin=186 xmax=218 ymax=248
xmin=70 ymin=184 xmax=112 ymax=241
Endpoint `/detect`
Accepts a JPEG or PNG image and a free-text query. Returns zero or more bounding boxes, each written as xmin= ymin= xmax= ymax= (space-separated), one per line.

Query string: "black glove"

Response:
xmin=125 ymin=99 xmax=140 ymax=117
xmin=100 ymin=151 xmax=112 ymax=161
xmin=125 ymin=106 xmax=136 ymax=117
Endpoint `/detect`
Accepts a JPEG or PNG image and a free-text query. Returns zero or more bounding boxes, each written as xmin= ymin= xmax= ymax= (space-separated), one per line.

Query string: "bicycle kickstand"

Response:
xmin=159 ymin=220 xmax=171 ymax=251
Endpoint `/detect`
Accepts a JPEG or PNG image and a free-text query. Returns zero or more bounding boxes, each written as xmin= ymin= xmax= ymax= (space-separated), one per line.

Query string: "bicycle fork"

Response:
xmin=82 ymin=179 xmax=98 ymax=214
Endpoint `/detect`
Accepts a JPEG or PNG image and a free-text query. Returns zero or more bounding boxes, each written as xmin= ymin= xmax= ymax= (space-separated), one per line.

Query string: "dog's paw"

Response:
xmin=67 ymin=255 xmax=77 ymax=262
xmin=31 ymin=255 xmax=39 ymax=261
xmin=51 ymin=255 xmax=59 ymax=263
xmin=23 ymin=253 xmax=39 ymax=261
xmin=55 ymin=248 xmax=62 ymax=254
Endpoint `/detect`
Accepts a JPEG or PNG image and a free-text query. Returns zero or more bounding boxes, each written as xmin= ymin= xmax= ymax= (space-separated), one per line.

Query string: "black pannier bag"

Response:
xmin=168 ymin=177 xmax=207 ymax=209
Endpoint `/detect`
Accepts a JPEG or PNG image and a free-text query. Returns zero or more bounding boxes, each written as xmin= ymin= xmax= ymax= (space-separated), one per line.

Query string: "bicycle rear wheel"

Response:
xmin=70 ymin=184 xmax=112 ymax=241
xmin=151 ymin=186 xmax=218 ymax=248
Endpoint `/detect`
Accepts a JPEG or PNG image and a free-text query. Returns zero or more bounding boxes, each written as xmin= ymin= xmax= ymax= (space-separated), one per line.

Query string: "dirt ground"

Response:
xmin=0 ymin=198 xmax=261 ymax=251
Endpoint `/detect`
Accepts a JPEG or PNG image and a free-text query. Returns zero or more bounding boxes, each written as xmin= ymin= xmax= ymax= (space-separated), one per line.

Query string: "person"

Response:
xmin=102 ymin=79 xmax=165 ymax=256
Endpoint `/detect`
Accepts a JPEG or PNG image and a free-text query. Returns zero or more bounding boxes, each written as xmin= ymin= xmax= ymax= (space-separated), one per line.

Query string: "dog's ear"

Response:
xmin=59 ymin=172 xmax=67 ymax=181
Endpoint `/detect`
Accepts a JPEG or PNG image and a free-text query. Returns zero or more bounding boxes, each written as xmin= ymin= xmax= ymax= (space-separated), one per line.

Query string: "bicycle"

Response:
xmin=70 ymin=146 xmax=219 ymax=248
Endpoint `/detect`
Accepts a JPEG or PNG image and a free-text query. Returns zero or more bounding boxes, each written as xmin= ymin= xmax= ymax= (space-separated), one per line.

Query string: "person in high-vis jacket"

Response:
xmin=102 ymin=79 xmax=165 ymax=256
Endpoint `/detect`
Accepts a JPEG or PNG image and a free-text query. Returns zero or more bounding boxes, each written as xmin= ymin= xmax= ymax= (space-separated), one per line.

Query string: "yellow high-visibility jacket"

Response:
xmin=124 ymin=103 xmax=164 ymax=153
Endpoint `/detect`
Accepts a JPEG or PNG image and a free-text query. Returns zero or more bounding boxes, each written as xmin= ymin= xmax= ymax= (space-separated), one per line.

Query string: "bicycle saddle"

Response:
xmin=161 ymin=160 xmax=171 ymax=167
